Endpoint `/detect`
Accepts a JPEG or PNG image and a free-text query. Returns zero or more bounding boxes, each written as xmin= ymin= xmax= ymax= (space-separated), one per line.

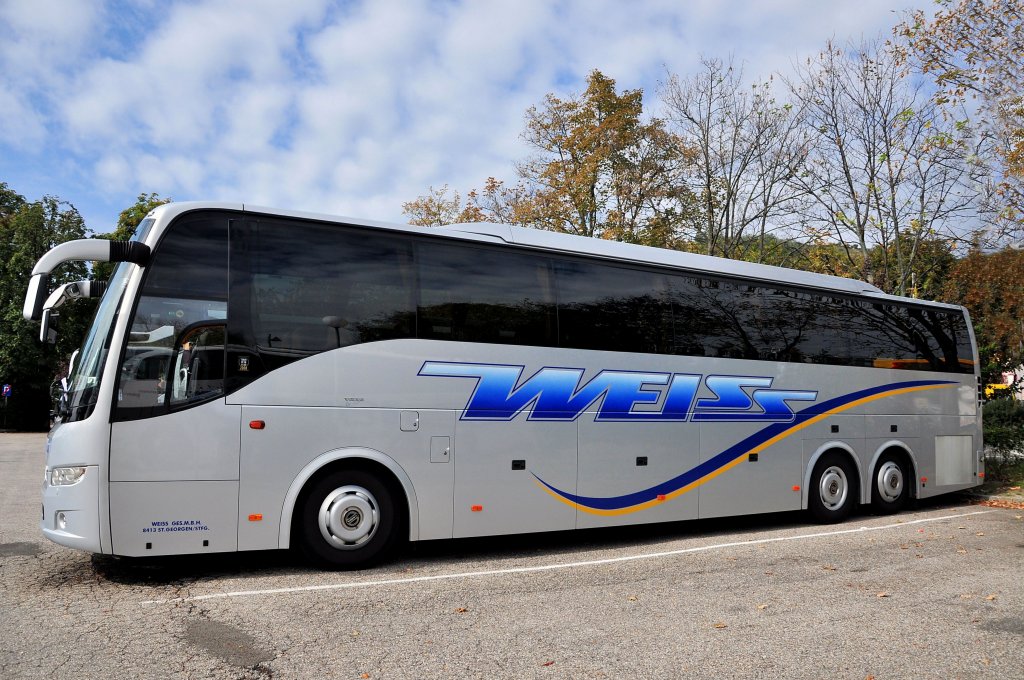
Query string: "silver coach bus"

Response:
xmin=25 ymin=202 xmax=982 ymax=568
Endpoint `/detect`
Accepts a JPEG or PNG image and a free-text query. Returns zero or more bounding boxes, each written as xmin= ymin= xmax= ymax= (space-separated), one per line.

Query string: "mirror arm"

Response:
xmin=24 ymin=240 xmax=149 ymax=321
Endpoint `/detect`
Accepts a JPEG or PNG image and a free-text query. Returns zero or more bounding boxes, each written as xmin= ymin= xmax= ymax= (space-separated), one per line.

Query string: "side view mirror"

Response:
xmin=40 ymin=309 xmax=58 ymax=344
xmin=38 ymin=280 xmax=108 ymax=343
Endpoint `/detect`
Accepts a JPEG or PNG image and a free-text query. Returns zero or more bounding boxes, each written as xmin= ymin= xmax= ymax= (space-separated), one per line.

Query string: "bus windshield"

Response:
xmin=60 ymin=217 xmax=155 ymax=423
xmin=61 ymin=263 xmax=131 ymax=422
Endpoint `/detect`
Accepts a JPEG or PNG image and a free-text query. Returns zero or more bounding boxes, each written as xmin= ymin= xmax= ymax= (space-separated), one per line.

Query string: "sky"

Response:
xmin=0 ymin=0 xmax=925 ymax=234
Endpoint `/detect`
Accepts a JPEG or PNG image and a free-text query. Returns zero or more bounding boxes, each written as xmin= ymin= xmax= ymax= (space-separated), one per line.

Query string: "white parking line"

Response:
xmin=141 ymin=510 xmax=992 ymax=605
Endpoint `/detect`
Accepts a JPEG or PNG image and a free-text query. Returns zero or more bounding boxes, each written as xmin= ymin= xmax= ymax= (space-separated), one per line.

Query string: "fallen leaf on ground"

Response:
xmin=976 ymin=532 xmax=985 ymax=536
xmin=1010 ymin=486 xmax=1021 ymax=491
xmin=361 ymin=674 xmax=370 ymax=679
xmin=455 ymin=607 xmax=468 ymax=613
xmin=973 ymin=498 xmax=1024 ymax=509
xmin=985 ymin=594 xmax=997 ymax=601
xmin=712 ymin=622 xmax=728 ymax=629
xmin=541 ymin=661 xmax=555 ymax=667
xmin=876 ymin=592 xmax=890 ymax=598
xmin=757 ymin=604 xmax=769 ymax=610
xmin=628 ymin=595 xmax=638 ymax=601
xmin=960 ymin=594 xmax=973 ymax=599
xmin=956 ymin=548 xmax=967 ymax=554
xmin=822 ymin=564 xmax=837 ymax=570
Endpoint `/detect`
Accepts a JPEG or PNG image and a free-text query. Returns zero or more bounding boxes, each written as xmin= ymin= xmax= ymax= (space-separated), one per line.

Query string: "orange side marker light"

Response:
xmin=248 ymin=514 xmax=263 ymax=522
xmin=249 ymin=420 xmax=266 ymax=430
xmin=471 ymin=505 xmax=483 ymax=512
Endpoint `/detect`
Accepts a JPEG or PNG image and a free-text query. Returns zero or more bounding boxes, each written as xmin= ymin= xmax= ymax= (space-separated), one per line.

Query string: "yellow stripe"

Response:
xmin=535 ymin=382 xmax=955 ymax=517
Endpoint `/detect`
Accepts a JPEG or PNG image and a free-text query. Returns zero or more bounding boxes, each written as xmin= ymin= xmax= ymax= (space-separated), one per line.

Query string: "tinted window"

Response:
xmin=418 ymin=242 xmax=556 ymax=346
xmin=225 ymin=215 xmax=973 ymax=376
xmin=247 ymin=220 xmax=416 ymax=355
xmin=668 ymin=270 xmax=972 ymax=372
xmin=557 ymin=260 xmax=673 ymax=354
xmin=670 ymin=277 xmax=760 ymax=359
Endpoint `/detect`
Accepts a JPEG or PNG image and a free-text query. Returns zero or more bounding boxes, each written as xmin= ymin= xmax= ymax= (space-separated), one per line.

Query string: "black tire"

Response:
xmin=297 ymin=469 xmax=402 ymax=569
xmin=871 ymin=451 xmax=910 ymax=514
xmin=808 ymin=451 xmax=857 ymax=523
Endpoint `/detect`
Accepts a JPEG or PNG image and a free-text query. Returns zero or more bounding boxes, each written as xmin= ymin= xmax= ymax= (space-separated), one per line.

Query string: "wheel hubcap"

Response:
xmin=876 ymin=461 xmax=904 ymax=503
xmin=319 ymin=485 xmax=379 ymax=550
xmin=819 ymin=466 xmax=848 ymax=511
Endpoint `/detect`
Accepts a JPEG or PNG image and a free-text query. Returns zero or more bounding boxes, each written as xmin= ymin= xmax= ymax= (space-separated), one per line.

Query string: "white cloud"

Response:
xmin=1 ymin=0 xmax=927 ymax=231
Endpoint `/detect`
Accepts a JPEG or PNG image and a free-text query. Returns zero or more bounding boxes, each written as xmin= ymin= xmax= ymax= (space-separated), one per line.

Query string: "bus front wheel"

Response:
xmin=297 ymin=469 xmax=399 ymax=569
xmin=808 ymin=452 xmax=857 ymax=523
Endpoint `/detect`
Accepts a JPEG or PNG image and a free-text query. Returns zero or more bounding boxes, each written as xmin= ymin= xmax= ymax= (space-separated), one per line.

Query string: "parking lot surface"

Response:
xmin=2 ymin=432 xmax=1022 ymax=679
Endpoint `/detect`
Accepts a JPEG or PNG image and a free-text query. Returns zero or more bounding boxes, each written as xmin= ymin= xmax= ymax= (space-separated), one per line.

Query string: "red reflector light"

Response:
xmin=248 ymin=514 xmax=263 ymax=522
xmin=792 ymin=485 xmax=801 ymax=492
xmin=656 ymin=494 xmax=666 ymax=501
xmin=249 ymin=420 xmax=266 ymax=430
xmin=920 ymin=476 xmax=928 ymax=483
xmin=471 ymin=505 xmax=483 ymax=512
xmin=977 ymin=472 xmax=985 ymax=478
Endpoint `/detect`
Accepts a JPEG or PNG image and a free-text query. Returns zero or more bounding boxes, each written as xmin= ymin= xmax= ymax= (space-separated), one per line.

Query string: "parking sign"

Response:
xmin=2 ymin=384 xmax=10 ymax=397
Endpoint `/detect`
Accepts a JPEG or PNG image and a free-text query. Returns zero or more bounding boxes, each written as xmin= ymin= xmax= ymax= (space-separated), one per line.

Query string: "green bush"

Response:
xmin=982 ymin=397 xmax=1024 ymax=483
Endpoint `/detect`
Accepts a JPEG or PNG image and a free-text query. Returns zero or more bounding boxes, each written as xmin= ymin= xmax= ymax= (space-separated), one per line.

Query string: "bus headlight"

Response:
xmin=50 ymin=466 xmax=86 ymax=486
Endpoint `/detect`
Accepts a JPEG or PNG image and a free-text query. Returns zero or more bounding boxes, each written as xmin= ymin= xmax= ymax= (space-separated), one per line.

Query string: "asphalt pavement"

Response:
xmin=2 ymin=432 xmax=1022 ymax=679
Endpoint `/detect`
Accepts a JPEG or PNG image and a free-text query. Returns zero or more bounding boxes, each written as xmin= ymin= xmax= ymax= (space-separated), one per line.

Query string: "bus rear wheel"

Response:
xmin=808 ymin=452 xmax=857 ymax=523
xmin=871 ymin=453 xmax=909 ymax=514
xmin=297 ymin=469 xmax=399 ymax=569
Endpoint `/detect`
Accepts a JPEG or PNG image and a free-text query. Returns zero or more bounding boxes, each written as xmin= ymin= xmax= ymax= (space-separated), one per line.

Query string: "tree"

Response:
xmin=401 ymin=185 xmax=476 ymax=227
xmin=896 ymin=0 xmax=1024 ymax=243
xmin=516 ymin=71 xmax=696 ymax=245
xmin=942 ymin=247 xmax=1024 ymax=387
xmin=0 ymin=188 xmax=90 ymax=429
xmin=661 ymin=58 xmax=810 ymax=261
xmin=788 ymin=40 xmax=978 ymax=295
xmin=93 ymin=192 xmax=171 ymax=280
xmin=403 ymin=71 xmax=699 ymax=249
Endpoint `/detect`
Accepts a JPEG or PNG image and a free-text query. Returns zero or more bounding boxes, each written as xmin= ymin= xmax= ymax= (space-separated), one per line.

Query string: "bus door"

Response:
xmin=107 ymin=214 xmax=240 ymax=557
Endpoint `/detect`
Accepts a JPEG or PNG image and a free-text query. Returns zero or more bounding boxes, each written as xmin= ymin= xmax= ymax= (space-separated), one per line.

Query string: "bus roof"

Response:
xmin=147 ymin=202 xmax=964 ymax=308
xmin=435 ymin=221 xmax=885 ymax=296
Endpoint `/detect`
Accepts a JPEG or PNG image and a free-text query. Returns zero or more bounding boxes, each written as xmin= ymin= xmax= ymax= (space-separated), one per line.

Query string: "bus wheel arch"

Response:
xmin=806 ymin=446 xmax=860 ymax=523
xmin=280 ymin=449 xmax=418 ymax=558
xmin=869 ymin=444 xmax=915 ymax=514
